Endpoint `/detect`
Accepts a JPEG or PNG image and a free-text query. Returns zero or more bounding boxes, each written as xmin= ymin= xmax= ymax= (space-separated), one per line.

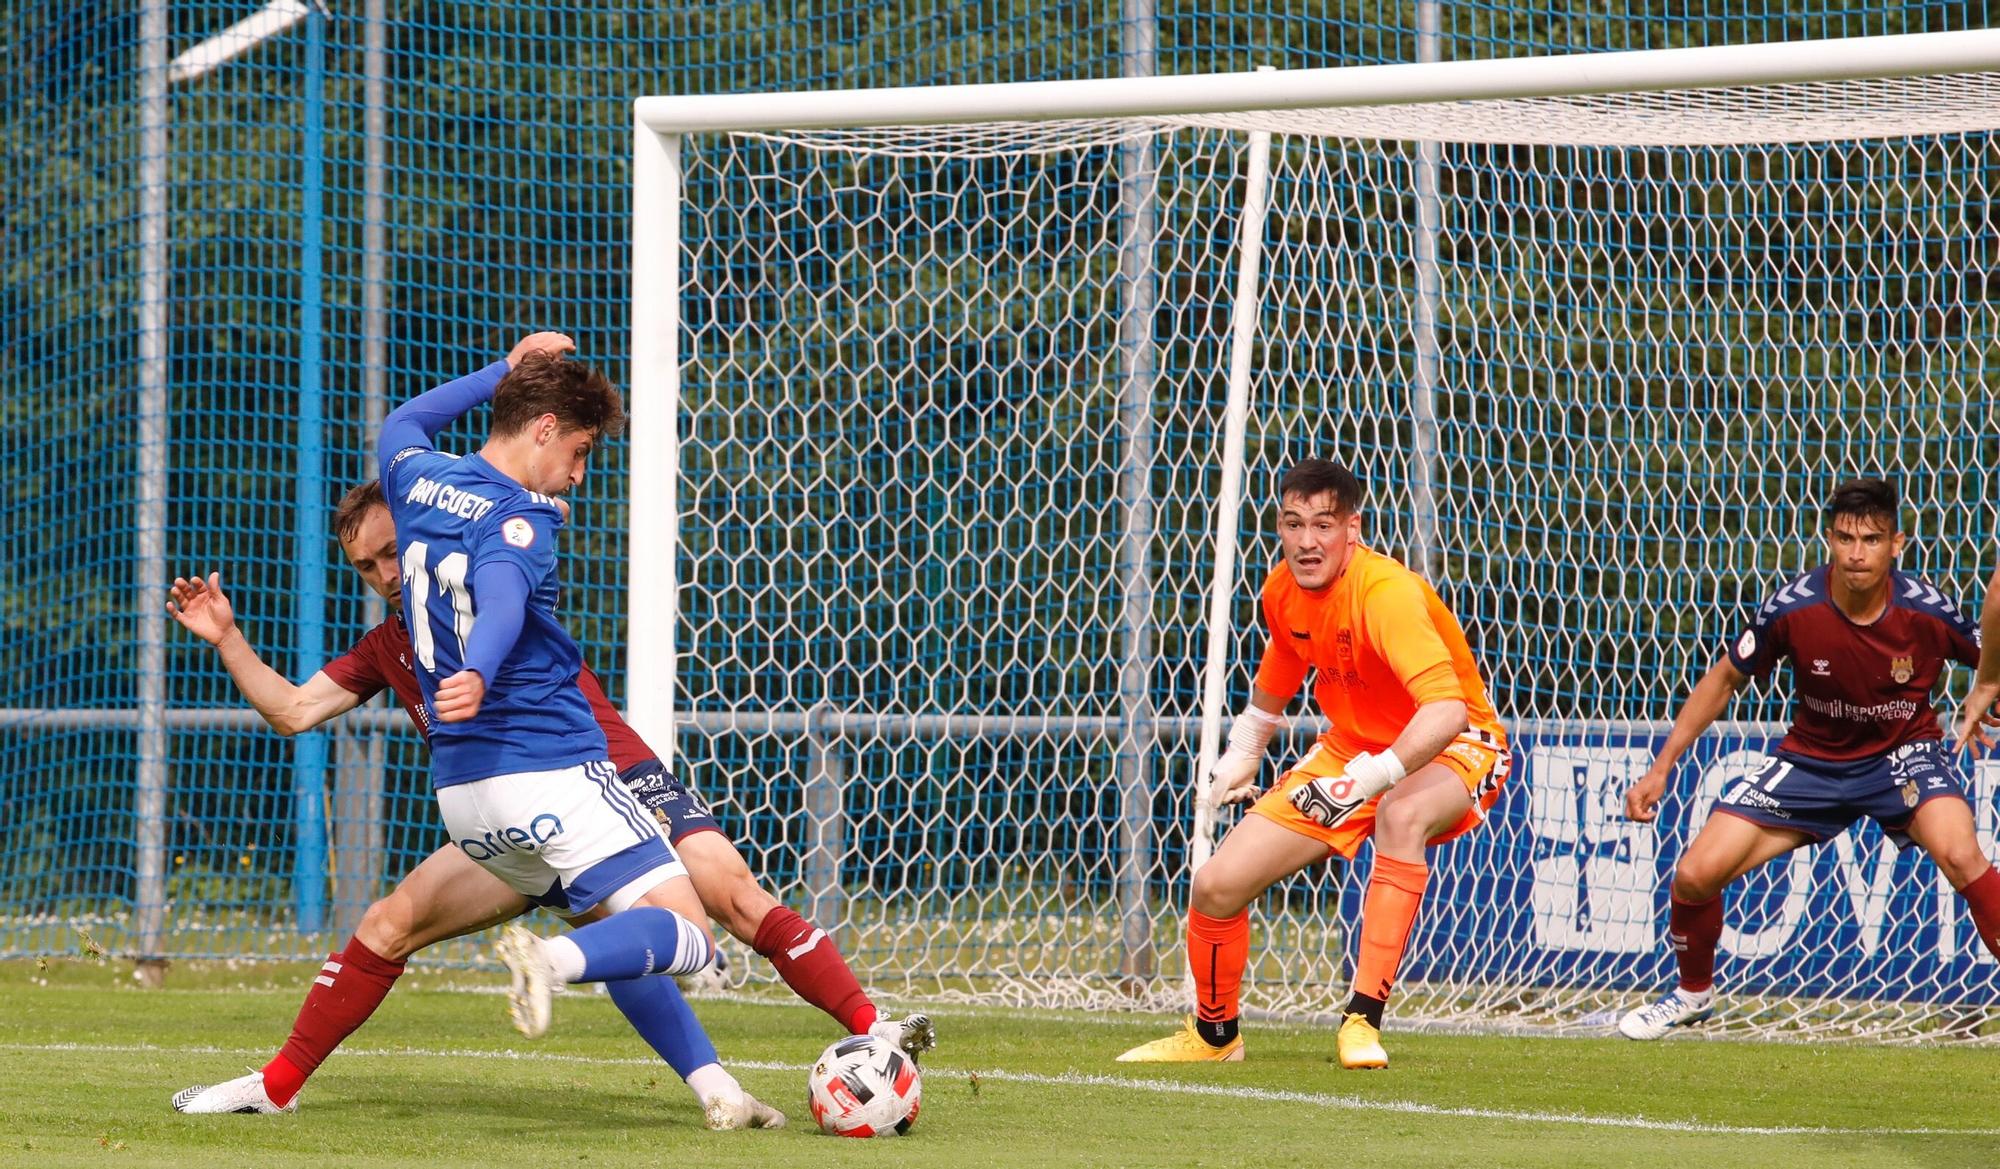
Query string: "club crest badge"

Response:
xmin=1902 ymin=779 xmax=1919 ymax=809
xmin=1890 ymin=654 xmax=1913 ymax=684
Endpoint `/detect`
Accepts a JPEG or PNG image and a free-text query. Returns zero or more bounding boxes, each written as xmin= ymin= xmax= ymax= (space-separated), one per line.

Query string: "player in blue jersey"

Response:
xmin=376 ymin=332 xmax=780 ymax=1129
xmin=165 ymin=471 xmax=929 ymax=1118
xmin=1618 ymin=477 xmax=2000 ymax=1039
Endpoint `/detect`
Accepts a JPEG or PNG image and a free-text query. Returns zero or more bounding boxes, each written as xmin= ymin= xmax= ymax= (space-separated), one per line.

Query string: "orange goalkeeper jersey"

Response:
xmin=1252 ymin=546 xmax=1502 ymax=757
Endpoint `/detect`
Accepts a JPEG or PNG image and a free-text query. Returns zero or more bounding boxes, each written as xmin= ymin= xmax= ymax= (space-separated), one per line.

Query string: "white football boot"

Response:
xmin=702 ymin=1089 xmax=787 ymax=1130
xmin=171 ymin=1070 xmax=294 ymax=1114
xmin=1617 ymin=986 xmax=1716 ymax=1040
xmin=494 ymin=924 xmax=557 ymax=1038
xmin=869 ymin=1011 xmax=937 ymax=1060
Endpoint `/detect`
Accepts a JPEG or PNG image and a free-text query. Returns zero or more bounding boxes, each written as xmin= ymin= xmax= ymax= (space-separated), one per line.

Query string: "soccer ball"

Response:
xmin=806 ymin=1034 xmax=921 ymax=1137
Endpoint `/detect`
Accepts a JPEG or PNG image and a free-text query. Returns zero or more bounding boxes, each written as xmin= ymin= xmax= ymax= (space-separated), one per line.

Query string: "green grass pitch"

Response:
xmin=6 ymin=959 xmax=1999 ymax=1168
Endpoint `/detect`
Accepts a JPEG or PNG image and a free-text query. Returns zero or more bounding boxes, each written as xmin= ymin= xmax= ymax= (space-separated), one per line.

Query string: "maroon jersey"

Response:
xmin=1725 ymin=566 xmax=1980 ymax=761
xmin=320 ymin=613 xmax=659 ymax=772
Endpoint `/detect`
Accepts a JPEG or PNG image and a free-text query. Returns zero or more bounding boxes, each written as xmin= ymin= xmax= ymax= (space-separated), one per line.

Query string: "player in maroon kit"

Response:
xmin=1619 ymin=477 xmax=2000 ymax=1038
xmin=168 ymin=479 xmax=932 ymax=1114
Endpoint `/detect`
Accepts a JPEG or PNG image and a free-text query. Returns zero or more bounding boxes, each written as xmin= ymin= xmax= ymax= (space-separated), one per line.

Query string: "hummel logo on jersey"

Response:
xmin=1900 ymin=576 xmax=1947 ymax=608
xmin=1773 ymin=577 xmax=1815 ymax=605
xmin=786 ymin=929 xmax=828 ymax=961
xmin=1812 ymin=659 xmax=1831 ymax=676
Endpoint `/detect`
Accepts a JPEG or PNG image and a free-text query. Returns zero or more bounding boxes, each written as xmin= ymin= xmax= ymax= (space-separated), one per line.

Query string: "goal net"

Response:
xmin=637 ymin=33 xmax=2000 ymax=1041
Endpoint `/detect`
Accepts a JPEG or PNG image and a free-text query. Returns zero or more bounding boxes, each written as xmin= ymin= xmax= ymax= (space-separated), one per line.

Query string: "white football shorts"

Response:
xmin=435 ymin=759 xmax=688 ymax=914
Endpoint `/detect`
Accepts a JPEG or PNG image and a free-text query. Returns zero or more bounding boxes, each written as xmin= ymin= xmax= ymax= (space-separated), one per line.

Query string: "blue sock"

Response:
xmin=606 ymin=975 xmax=718 ymax=1080
xmin=567 ymin=907 xmax=713 ymax=981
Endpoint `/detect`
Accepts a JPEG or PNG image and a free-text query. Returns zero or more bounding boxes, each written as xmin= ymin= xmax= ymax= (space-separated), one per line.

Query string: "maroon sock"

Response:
xmin=1959 ymin=866 xmax=2000 ymax=961
xmin=751 ymin=906 xmax=877 ymax=1033
xmin=262 ymin=935 xmax=406 ymax=1106
xmin=1668 ymin=893 xmax=1723 ymax=993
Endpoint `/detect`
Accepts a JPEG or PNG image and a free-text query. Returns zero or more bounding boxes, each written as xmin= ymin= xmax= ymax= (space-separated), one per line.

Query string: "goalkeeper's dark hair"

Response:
xmin=491 ymin=352 xmax=626 ymax=440
xmin=1825 ymin=476 xmax=1900 ymax=531
xmin=1279 ymin=459 xmax=1365 ymax=516
xmin=334 ymin=479 xmax=387 ymax=543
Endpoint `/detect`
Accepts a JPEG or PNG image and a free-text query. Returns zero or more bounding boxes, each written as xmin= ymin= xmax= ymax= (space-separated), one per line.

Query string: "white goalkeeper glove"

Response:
xmin=1287 ymin=750 xmax=1406 ymax=828
xmin=1207 ymin=706 xmax=1286 ymax=809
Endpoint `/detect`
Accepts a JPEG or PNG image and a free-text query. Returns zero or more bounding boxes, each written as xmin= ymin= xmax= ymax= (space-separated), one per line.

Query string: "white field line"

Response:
xmin=106 ymin=981 xmax=1199 ymax=1031
xmin=101 ymin=984 xmax=1882 ymax=1047
xmin=10 ymin=1040 xmax=1999 ymax=1139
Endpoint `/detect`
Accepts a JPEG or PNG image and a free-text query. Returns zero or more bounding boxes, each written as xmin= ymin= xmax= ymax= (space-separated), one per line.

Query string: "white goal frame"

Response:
xmin=630 ymin=24 xmax=2000 ymax=759
xmin=628 ymin=29 xmax=2000 ymax=1035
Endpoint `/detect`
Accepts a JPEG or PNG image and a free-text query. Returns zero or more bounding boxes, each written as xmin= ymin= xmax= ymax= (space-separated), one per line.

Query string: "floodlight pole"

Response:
xmin=332 ymin=0 xmax=391 ymax=941
xmin=1112 ymin=0 xmax=1161 ymax=986
xmin=134 ymin=0 xmax=321 ymax=972
xmin=1409 ymin=0 xmax=1444 ymax=579
xmin=134 ymin=0 xmax=170 ymax=984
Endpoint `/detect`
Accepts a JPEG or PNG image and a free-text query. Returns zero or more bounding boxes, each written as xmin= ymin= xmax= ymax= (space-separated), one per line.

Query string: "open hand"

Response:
xmin=166 ymin=571 xmax=237 ymax=646
xmin=1956 ymin=678 xmax=2000 ymax=754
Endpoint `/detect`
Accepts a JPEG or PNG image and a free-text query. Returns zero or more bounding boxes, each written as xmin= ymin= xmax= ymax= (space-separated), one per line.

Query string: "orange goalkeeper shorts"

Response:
xmin=1248 ymin=727 xmax=1511 ymax=860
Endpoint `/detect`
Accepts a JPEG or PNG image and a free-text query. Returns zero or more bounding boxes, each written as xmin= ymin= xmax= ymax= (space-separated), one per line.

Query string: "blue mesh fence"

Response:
xmin=3 ymin=0 xmax=1994 ymax=1019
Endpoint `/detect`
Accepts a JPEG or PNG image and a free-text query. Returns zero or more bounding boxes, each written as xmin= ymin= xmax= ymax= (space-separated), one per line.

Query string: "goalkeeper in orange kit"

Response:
xmin=1118 ymin=459 xmax=1508 ymax=1069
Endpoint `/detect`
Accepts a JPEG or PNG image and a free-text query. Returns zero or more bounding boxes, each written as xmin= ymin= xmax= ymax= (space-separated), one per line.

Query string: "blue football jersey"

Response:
xmin=378 ymin=363 xmax=608 ymax=787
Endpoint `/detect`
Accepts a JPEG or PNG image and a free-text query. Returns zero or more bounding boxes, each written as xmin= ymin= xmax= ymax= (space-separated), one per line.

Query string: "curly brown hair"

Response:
xmin=491 ymin=352 xmax=626 ymax=439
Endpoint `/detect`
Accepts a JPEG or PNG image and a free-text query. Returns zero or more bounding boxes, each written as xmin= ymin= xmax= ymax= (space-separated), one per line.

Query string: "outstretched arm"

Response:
xmin=165 ymin=571 xmax=362 ymax=735
xmin=1956 ymin=561 xmax=2000 ymax=751
xmin=1624 ymin=657 xmax=1748 ymax=822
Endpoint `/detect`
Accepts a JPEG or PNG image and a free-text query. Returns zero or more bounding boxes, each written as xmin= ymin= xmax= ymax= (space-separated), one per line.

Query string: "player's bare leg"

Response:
xmin=1329 ymin=765 xmax=1471 ymax=1069
xmin=1903 ymin=796 xmax=2000 ymax=959
xmin=677 ymin=832 xmax=934 ymax=1058
xmin=679 ymin=831 xmax=783 ymax=944
xmin=1672 ymin=811 xmax=1810 ymax=902
xmin=1117 ymin=814 xmax=1328 ymax=1063
xmin=1620 ymin=813 xmax=1809 ymax=1039
xmin=174 ymin=847 xmax=533 ymax=1114
xmin=360 ymin=844 xmax=540 ymax=960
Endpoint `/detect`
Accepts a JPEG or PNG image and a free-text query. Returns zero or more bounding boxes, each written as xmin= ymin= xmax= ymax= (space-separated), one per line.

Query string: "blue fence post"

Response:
xmin=291 ymin=5 xmax=329 ymax=934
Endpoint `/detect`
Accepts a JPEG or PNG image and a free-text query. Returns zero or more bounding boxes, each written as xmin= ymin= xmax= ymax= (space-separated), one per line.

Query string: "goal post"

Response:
xmin=634 ymin=27 xmax=2000 ymax=133
xmin=632 ymin=29 xmax=2000 ymax=1039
